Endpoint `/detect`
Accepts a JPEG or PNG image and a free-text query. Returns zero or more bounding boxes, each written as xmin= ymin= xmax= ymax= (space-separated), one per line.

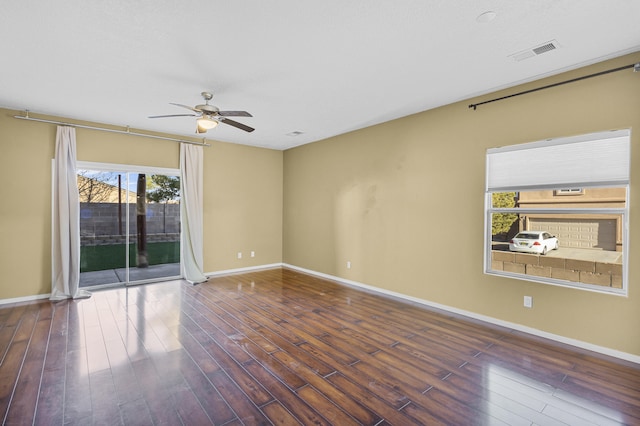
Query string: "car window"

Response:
xmin=516 ymin=233 xmax=538 ymax=239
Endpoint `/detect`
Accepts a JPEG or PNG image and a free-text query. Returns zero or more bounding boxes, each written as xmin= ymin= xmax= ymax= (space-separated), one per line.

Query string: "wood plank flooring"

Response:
xmin=1 ymin=267 xmax=639 ymax=425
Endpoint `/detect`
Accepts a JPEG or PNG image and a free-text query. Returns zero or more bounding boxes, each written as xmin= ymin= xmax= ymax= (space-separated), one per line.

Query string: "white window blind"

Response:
xmin=486 ymin=129 xmax=630 ymax=192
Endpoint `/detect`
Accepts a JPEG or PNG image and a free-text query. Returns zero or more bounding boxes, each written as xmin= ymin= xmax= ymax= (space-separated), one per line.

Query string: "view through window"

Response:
xmin=77 ymin=163 xmax=181 ymax=287
xmin=488 ymin=188 xmax=626 ymax=292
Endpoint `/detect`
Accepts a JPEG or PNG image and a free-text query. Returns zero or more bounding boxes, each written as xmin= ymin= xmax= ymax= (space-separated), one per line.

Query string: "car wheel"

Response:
xmin=542 ymin=246 xmax=548 ymax=255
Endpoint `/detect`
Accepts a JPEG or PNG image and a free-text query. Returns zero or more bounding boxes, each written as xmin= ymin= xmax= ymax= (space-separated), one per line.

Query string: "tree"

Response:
xmin=136 ymin=174 xmax=148 ymax=268
xmin=146 ymin=175 xmax=180 ymax=234
xmin=491 ymin=192 xmax=518 ymax=238
xmin=147 ymin=175 xmax=180 ymax=203
xmin=77 ymin=171 xmax=122 ymax=203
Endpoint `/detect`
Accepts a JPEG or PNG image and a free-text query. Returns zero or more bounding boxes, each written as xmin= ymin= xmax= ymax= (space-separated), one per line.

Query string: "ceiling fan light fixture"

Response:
xmin=196 ymin=116 xmax=218 ymax=132
xmin=151 ymin=92 xmax=253 ymax=133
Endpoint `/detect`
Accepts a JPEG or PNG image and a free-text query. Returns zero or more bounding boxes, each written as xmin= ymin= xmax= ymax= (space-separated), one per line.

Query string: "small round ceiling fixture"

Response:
xmin=476 ymin=11 xmax=497 ymax=23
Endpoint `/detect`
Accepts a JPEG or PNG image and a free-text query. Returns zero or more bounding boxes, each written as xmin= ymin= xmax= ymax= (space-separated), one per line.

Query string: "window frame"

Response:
xmin=484 ymin=130 xmax=630 ymax=296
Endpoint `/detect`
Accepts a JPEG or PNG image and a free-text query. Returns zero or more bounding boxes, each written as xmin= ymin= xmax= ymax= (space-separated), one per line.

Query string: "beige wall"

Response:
xmin=283 ymin=52 xmax=640 ymax=356
xmin=202 ymin=141 xmax=283 ymax=271
xmin=517 ymin=187 xmax=626 ymax=208
xmin=0 ymin=110 xmax=283 ymax=299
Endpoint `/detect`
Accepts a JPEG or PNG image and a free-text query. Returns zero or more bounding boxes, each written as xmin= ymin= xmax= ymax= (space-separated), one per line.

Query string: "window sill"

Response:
xmin=485 ymin=268 xmax=627 ymax=296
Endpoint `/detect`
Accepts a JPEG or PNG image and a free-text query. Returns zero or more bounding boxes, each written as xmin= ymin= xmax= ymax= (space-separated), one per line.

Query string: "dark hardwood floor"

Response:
xmin=1 ymin=267 xmax=639 ymax=425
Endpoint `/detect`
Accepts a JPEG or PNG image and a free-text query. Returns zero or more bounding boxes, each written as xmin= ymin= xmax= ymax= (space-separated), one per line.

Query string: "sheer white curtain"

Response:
xmin=180 ymin=144 xmax=207 ymax=284
xmin=51 ymin=126 xmax=91 ymax=300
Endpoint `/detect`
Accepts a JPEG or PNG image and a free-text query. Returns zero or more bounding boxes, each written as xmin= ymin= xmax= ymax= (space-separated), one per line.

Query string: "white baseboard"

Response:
xmin=205 ymin=263 xmax=283 ymax=278
xmin=282 ymin=263 xmax=640 ymax=365
xmin=0 ymin=293 xmax=51 ymax=306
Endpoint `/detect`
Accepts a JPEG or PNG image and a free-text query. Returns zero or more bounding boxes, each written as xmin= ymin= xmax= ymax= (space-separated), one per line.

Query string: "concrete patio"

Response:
xmin=79 ymin=263 xmax=181 ymax=287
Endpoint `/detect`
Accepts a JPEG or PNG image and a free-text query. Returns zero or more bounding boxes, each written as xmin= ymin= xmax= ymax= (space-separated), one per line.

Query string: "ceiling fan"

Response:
xmin=149 ymin=91 xmax=254 ymax=134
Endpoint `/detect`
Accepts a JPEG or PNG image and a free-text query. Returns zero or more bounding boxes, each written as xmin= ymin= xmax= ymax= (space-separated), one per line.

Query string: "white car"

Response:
xmin=509 ymin=231 xmax=559 ymax=255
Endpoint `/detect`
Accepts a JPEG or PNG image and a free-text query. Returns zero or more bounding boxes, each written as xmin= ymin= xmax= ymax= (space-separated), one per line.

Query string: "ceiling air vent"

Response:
xmin=509 ymin=40 xmax=560 ymax=62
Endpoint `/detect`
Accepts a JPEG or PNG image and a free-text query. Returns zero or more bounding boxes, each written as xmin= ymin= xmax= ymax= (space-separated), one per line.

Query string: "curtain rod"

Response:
xmin=469 ymin=62 xmax=640 ymax=110
xmin=13 ymin=111 xmax=211 ymax=147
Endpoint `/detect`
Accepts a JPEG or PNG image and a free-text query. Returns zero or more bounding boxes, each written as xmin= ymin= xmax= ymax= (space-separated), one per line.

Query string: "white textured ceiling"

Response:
xmin=1 ymin=1 xmax=639 ymax=150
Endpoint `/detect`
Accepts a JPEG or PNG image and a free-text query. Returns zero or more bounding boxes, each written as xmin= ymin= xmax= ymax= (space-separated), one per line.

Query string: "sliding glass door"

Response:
xmin=77 ymin=163 xmax=181 ymax=287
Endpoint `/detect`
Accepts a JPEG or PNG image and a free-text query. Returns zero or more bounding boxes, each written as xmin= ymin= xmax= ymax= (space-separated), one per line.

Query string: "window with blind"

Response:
xmin=484 ymin=129 xmax=630 ymax=295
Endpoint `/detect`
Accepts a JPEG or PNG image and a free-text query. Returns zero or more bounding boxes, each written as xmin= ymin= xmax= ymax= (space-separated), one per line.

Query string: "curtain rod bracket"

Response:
xmin=634 ymin=63 xmax=640 ymax=72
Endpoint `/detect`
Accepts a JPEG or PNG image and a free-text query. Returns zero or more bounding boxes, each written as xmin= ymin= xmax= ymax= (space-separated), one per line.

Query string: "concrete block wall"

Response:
xmin=491 ymin=250 xmax=623 ymax=289
xmin=80 ymin=202 xmax=180 ymax=237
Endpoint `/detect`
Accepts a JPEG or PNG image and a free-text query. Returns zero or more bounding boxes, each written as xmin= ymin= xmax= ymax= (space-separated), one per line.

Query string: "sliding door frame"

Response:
xmin=76 ymin=161 xmax=182 ymax=287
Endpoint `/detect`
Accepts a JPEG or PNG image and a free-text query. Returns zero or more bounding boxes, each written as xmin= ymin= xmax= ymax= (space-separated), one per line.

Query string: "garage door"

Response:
xmin=529 ymin=219 xmax=616 ymax=250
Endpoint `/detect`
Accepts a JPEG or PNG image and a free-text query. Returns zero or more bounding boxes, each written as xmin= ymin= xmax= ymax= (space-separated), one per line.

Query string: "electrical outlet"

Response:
xmin=251 ymin=251 xmax=255 ymax=258
xmin=237 ymin=252 xmax=242 ymax=259
xmin=524 ymin=296 xmax=533 ymax=308
xmin=347 ymin=261 xmax=351 ymax=269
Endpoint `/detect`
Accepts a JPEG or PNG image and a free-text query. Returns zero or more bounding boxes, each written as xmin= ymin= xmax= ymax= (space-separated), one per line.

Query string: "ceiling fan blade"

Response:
xmin=220 ymin=118 xmax=255 ymax=132
xmin=218 ymin=111 xmax=253 ymax=117
xmin=148 ymin=113 xmax=197 ymax=118
xmin=169 ymin=102 xmax=201 ymax=113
